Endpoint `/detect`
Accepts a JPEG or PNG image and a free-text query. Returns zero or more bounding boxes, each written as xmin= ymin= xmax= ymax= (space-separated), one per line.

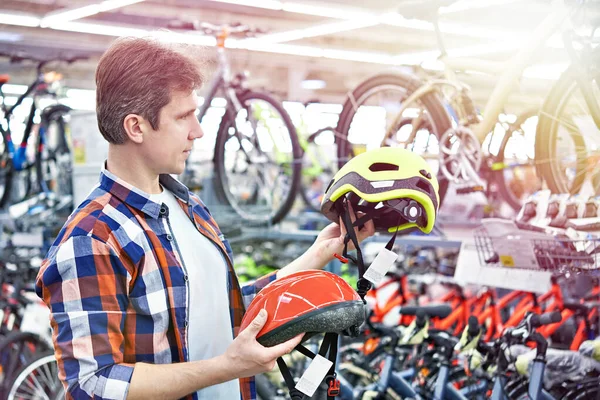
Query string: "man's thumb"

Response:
xmin=247 ymin=309 xmax=268 ymax=337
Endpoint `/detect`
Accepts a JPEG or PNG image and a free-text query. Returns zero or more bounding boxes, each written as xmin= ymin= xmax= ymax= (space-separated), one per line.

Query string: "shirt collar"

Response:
xmin=99 ymin=163 xmax=190 ymax=219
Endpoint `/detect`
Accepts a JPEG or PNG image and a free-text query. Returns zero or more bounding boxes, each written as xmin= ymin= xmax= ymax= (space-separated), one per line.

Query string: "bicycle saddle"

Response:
xmin=397 ymin=0 xmax=457 ymax=20
xmin=0 ymin=74 xmax=9 ymax=85
xmin=516 ymin=348 xmax=600 ymax=388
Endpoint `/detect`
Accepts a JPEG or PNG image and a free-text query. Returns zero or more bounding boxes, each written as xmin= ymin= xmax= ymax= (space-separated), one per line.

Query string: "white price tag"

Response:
xmin=295 ymin=354 xmax=333 ymax=397
xmin=363 ymin=248 xmax=398 ymax=285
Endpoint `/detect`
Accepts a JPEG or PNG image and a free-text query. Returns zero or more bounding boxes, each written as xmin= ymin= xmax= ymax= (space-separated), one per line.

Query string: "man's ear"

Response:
xmin=123 ymin=114 xmax=148 ymax=144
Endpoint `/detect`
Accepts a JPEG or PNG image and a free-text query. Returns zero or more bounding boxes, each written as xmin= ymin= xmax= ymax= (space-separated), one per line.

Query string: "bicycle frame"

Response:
xmin=197 ymin=40 xmax=244 ymax=123
xmin=385 ymin=1 xmax=571 ymax=144
xmin=0 ymin=75 xmax=46 ymax=172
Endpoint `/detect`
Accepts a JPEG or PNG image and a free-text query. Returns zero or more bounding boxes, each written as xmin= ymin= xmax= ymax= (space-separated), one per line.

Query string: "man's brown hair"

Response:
xmin=96 ymin=37 xmax=204 ymax=144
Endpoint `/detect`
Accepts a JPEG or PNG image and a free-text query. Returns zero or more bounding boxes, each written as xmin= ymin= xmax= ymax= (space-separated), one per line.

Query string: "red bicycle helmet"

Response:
xmin=240 ymin=270 xmax=366 ymax=399
xmin=240 ymin=270 xmax=366 ymax=347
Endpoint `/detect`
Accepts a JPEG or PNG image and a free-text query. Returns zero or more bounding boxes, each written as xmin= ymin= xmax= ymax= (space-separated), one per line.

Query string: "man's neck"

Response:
xmin=107 ymin=145 xmax=162 ymax=194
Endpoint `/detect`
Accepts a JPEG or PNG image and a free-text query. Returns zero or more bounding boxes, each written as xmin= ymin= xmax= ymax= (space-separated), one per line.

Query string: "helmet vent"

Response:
xmin=369 ymin=162 xmax=399 ymax=172
xmin=417 ymin=179 xmax=432 ymax=194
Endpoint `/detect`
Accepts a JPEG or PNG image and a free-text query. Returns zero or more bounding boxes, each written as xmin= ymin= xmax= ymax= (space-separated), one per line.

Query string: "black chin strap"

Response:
xmin=276 ymin=332 xmax=340 ymax=400
xmin=337 ymin=198 xmax=404 ymax=301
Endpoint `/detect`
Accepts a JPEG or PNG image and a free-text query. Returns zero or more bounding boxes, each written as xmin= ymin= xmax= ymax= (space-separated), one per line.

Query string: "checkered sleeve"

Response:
xmin=36 ymin=235 xmax=134 ymax=400
xmin=240 ymin=271 xmax=277 ymax=308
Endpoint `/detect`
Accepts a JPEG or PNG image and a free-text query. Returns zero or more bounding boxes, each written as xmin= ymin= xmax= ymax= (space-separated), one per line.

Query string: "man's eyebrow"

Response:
xmin=175 ymin=108 xmax=197 ymax=118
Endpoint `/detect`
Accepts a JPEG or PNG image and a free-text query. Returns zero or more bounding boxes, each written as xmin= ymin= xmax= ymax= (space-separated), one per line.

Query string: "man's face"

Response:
xmin=141 ymin=89 xmax=203 ymax=176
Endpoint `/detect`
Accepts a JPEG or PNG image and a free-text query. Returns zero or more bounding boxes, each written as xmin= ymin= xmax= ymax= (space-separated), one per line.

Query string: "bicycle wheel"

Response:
xmin=0 ymin=129 xmax=14 ymax=207
xmin=535 ymin=61 xmax=600 ymax=196
xmin=6 ymin=351 xmax=62 ymax=400
xmin=36 ymin=109 xmax=73 ymax=199
xmin=214 ymin=90 xmax=301 ymax=225
xmin=299 ymin=128 xmax=338 ymax=212
xmin=335 ymin=72 xmax=452 ymax=205
xmin=493 ymin=109 xmax=547 ymax=212
xmin=0 ymin=331 xmax=52 ymax=397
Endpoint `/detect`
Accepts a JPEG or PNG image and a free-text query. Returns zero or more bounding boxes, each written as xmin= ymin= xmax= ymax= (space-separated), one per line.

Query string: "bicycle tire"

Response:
xmin=535 ymin=63 xmax=600 ymax=195
xmin=298 ymin=128 xmax=338 ymax=213
xmin=214 ymin=90 xmax=301 ymax=225
xmin=335 ymin=72 xmax=453 ymax=205
xmin=0 ymin=130 xmax=14 ymax=208
xmin=36 ymin=109 xmax=73 ymax=199
xmin=0 ymin=330 xmax=52 ymax=397
xmin=493 ymin=108 xmax=545 ymax=212
xmin=6 ymin=351 xmax=62 ymax=400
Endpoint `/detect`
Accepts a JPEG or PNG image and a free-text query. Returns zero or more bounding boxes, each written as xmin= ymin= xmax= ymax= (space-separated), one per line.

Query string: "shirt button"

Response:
xmin=183 ymin=275 xmax=189 ymax=282
xmin=166 ymin=234 xmax=173 ymax=241
xmin=184 ymin=320 xmax=189 ymax=328
xmin=159 ymin=207 xmax=167 ymax=215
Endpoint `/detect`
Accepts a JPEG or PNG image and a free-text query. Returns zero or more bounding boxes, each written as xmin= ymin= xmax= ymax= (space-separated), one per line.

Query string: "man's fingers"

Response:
xmin=267 ymin=333 xmax=304 ymax=359
xmin=246 ymin=309 xmax=268 ymax=338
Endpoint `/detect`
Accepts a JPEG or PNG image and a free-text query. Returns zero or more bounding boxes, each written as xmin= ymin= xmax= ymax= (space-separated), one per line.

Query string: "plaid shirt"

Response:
xmin=36 ymin=167 xmax=276 ymax=400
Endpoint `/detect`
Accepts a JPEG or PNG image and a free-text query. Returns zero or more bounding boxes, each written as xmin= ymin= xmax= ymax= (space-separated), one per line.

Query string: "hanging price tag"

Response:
xmin=363 ymin=248 xmax=398 ymax=285
xmin=295 ymin=354 xmax=333 ymax=396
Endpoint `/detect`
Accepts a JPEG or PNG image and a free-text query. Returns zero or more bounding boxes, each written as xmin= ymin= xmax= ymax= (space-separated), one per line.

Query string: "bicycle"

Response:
xmin=0 ymin=52 xmax=84 ymax=208
xmin=535 ymin=3 xmax=600 ymax=198
xmin=333 ymin=0 xmax=592 ymax=212
xmin=169 ymin=20 xmax=302 ymax=226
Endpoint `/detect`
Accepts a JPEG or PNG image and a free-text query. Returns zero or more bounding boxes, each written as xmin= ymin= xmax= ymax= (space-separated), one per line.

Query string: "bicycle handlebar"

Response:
xmin=399 ymin=304 xmax=452 ymax=319
xmin=530 ymin=311 xmax=562 ymax=328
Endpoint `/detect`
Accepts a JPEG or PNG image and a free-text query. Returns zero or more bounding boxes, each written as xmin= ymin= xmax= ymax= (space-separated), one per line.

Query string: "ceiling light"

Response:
xmin=522 ymin=63 xmax=569 ymax=80
xmin=41 ymin=0 xmax=145 ymax=27
xmin=282 ymin=2 xmax=369 ymax=19
xmin=439 ymin=0 xmax=523 ymax=14
xmin=0 ymin=12 xmax=40 ymax=27
xmin=209 ymin=0 xmax=283 ymax=10
xmin=51 ymin=21 xmax=148 ymax=37
xmin=301 ymin=72 xmax=326 ymax=90
xmin=256 ymin=18 xmax=378 ymax=43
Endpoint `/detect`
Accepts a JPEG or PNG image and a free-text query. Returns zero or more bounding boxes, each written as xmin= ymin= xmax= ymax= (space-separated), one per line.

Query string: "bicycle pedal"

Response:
xmin=456 ymin=185 xmax=484 ymax=195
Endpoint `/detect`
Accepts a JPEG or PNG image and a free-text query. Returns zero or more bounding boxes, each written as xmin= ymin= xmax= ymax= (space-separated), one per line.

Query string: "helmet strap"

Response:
xmin=276 ymin=332 xmax=340 ymax=399
xmin=338 ymin=199 xmax=404 ymax=301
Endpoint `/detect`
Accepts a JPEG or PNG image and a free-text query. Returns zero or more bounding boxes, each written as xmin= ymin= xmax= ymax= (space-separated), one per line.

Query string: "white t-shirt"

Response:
xmin=151 ymin=187 xmax=240 ymax=399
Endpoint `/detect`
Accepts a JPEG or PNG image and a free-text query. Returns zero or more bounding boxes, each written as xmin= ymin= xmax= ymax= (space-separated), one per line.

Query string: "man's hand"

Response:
xmin=222 ymin=310 xmax=303 ymax=379
xmin=313 ymin=203 xmax=375 ymax=263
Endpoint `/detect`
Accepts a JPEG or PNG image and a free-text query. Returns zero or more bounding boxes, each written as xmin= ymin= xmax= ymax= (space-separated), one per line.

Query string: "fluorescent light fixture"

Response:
xmin=209 ymin=0 xmax=283 ymax=10
xmin=41 ymin=0 xmax=145 ymax=27
xmin=301 ymin=79 xmax=326 ymax=90
xmin=51 ymin=21 xmax=148 ymax=37
xmin=522 ymin=63 xmax=569 ymax=80
xmin=440 ymin=0 xmax=523 ymax=14
xmin=256 ymin=18 xmax=378 ymax=43
xmin=282 ymin=2 xmax=369 ymax=19
xmin=0 ymin=12 xmax=40 ymax=27
xmin=0 ymin=84 xmax=28 ymax=95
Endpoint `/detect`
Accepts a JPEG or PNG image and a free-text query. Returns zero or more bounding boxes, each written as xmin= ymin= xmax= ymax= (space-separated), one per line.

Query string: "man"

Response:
xmin=36 ymin=36 xmax=374 ymax=400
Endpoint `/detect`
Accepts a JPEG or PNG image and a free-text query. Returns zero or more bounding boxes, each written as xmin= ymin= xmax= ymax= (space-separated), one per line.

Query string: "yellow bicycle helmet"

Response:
xmin=321 ymin=147 xmax=439 ymax=234
xmin=320 ymin=147 xmax=440 ymax=300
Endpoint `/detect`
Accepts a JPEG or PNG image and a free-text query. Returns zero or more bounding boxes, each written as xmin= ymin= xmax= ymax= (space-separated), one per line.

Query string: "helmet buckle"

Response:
xmin=326 ymin=375 xmax=340 ymax=396
xmin=333 ymin=253 xmax=348 ymax=263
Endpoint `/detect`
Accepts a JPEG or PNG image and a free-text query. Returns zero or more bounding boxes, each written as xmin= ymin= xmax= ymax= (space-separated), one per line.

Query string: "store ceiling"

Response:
xmin=0 ymin=0 xmax=574 ymax=113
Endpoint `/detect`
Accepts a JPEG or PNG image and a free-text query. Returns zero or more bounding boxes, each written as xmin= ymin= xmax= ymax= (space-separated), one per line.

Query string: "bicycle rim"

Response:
xmin=7 ymin=353 xmax=61 ymax=400
xmin=336 ymin=73 xmax=452 ymax=205
xmin=214 ymin=91 xmax=301 ymax=225
xmin=0 ymin=132 xmax=14 ymax=207
xmin=494 ymin=109 xmax=543 ymax=211
xmin=299 ymin=128 xmax=337 ymax=212
xmin=537 ymin=65 xmax=600 ymax=195
xmin=36 ymin=115 xmax=73 ymax=199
